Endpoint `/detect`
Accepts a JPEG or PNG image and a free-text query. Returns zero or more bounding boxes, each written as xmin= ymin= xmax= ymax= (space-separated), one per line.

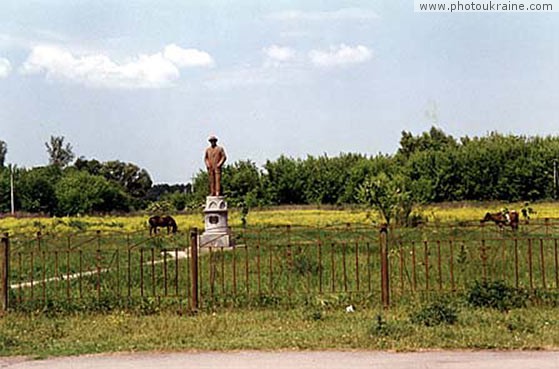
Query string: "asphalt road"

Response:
xmin=1 ymin=351 xmax=559 ymax=369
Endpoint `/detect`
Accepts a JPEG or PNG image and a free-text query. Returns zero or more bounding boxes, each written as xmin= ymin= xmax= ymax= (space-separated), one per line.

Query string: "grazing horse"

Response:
xmin=481 ymin=211 xmax=519 ymax=230
xmin=148 ymin=215 xmax=178 ymax=236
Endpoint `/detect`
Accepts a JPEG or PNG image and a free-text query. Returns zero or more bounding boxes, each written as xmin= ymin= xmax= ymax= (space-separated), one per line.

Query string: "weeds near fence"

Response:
xmin=2 ymin=223 xmax=559 ymax=314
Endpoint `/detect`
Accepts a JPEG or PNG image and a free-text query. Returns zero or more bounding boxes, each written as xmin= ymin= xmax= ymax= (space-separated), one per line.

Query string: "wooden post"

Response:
xmin=1 ymin=233 xmax=9 ymax=313
xmin=379 ymin=224 xmax=390 ymax=309
xmin=189 ymin=228 xmax=199 ymax=311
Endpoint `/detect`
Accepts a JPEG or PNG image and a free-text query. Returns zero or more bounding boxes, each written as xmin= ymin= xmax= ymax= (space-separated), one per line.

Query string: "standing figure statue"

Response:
xmin=204 ymin=135 xmax=227 ymax=196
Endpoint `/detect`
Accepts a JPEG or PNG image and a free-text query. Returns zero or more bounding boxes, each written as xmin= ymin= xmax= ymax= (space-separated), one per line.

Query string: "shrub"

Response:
xmin=410 ymin=301 xmax=458 ymax=327
xmin=292 ymin=254 xmax=322 ymax=276
xmin=369 ymin=314 xmax=411 ymax=338
xmin=467 ymin=280 xmax=527 ymax=311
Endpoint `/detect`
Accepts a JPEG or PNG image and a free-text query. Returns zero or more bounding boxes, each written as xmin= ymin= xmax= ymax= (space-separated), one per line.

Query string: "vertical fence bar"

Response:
xmin=514 ymin=239 xmax=519 ymax=288
xmin=528 ymin=239 xmax=534 ymax=291
xmin=355 ymin=241 xmax=360 ymax=292
xmin=116 ymin=249 xmax=120 ymax=299
xmin=140 ymin=248 xmax=144 ymax=297
xmin=304 ymin=245 xmax=310 ymax=293
xmin=53 ymin=251 xmax=59 ymax=299
xmin=342 ymin=242 xmax=348 ymax=292
xmin=163 ymin=249 xmax=168 ymax=297
xmin=220 ymin=247 xmax=225 ymax=295
xmin=287 ymin=242 xmax=292 ymax=303
xmin=127 ymin=249 xmax=131 ymax=298
xmin=480 ymin=239 xmax=487 ymax=282
xmin=501 ymin=238 xmax=507 ymax=282
xmin=245 ymin=244 xmax=250 ymax=297
xmin=209 ymin=247 xmax=214 ymax=301
xmin=96 ymin=231 xmax=102 ymax=300
xmin=96 ymin=248 xmax=101 ymax=300
xmin=78 ymin=250 xmax=82 ymax=299
xmin=412 ymin=241 xmax=417 ymax=292
xmin=126 ymin=235 xmax=131 ymax=298
xmin=36 ymin=231 xmax=42 ymax=251
xmin=232 ymin=242 xmax=237 ymax=296
xmin=399 ymin=241 xmax=404 ymax=293
xmin=330 ymin=242 xmax=336 ymax=293
xmin=0 ymin=233 xmax=9 ymax=313
xmin=189 ymin=228 xmax=199 ymax=311
xmin=367 ymin=242 xmax=371 ymax=292
xmin=269 ymin=243 xmax=273 ymax=295
xmin=424 ymin=241 xmax=430 ymax=291
xmin=41 ymin=251 xmax=46 ymax=304
xmin=437 ymin=240 xmax=442 ymax=291
xmin=449 ymin=240 xmax=455 ymax=292
xmin=66 ymin=250 xmax=70 ymax=300
xmin=30 ymin=251 xmax=34 ymax=300
xmin=257 ymin=234 xmax=262 ymax=296
xmin=318 ymin=241 xmax=323 ymax=294
xmin=555 ymin=239 xmax=559 ymax=289
xmin=174 ymin=248 xmax=179 ymax=297
xmin=540 ymin=239 xmax=547 ymax=290
xmin=18 ymin=252 xmax=22 ymax=303
xmin=380 ymin=225 xmax=389 ymax=309
xmin=184 ymin=233 xmax=190 ymax=306
xmin=151 ymin=248 xmax=156 ymax=297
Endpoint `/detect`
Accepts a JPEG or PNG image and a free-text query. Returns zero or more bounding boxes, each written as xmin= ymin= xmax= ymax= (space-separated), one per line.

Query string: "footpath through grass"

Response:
xmin=1 ymin=303 xmax=559 ymax=357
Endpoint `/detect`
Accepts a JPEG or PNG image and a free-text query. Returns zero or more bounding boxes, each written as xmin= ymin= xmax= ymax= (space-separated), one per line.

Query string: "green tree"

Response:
xmin=397 ymin=126 xmax=457 ymax=158
xmin=55 ymin=170 xmax=128 ymax=215
xmin=18 ymin=166 xmax=61 ymax=214
xmin=222 ymin=160 xmax=265 ymax=207
xmin=357 ymin=172 xmax=412 ymax=225
xmin=264 ymin=156 xmax=307 ymax=204
xmin=99 ymin=161 xmax=153 ymax=201
xmin=0 ymin=168 xmax=11 ymax=212
xmin=46 ymin=135 xmax=75 ymax=168
xmin=0 ymin=140 xmax=7 ymax=168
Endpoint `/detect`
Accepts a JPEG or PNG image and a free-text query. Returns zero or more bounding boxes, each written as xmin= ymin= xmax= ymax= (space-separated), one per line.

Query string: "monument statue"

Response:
xmin=200 ymin=135 xmax=231 ymax=247
xmin=204 ymin=135 xmax=227 ymax=196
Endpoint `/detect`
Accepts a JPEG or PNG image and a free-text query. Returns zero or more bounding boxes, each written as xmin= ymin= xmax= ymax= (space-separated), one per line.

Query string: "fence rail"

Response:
xmin=1 ymin=223 xmax=559 ymax=313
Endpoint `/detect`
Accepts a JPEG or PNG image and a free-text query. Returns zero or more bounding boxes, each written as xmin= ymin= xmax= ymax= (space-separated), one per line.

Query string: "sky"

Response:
xmin=1 ymin=0 xmax=558 ymax=184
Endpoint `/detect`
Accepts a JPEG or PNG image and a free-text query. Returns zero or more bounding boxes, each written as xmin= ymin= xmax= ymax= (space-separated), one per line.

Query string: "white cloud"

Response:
xmin=309 ymin=44 xmax=372 ymax=67
xmin=269 ymin=8 xmax=379 ymax=21
xmin=21 ymin=44 xmax=214 ymax=89
xmin=0 ymin=57 xmax=11 ymax=78
xmin=263 ymin=45 xmax=296 ymax=62
xmin=263 ymin=45 xmax=297 ymax=68
xmin=163 ymin=44 xmax=214 ymax=68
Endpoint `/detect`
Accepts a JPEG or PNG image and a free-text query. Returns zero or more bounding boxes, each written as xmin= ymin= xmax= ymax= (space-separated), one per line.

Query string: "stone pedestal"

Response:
xmin=199 ymin=196 xmax=231 ymax=247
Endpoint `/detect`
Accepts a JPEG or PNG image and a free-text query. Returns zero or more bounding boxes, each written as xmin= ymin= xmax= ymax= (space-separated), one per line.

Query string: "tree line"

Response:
xmin=1 ymin=128 xmax=559 ymax=216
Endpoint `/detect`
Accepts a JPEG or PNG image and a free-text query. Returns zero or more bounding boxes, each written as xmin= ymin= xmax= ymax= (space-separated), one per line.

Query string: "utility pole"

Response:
xmin=553 ymin=159 xmax=558 ymax=200
xmin=9 ymin=165 xmax=14 ymax=215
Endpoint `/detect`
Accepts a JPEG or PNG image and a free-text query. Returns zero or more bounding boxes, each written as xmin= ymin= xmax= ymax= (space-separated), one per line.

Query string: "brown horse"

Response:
xmin=481 ymin=211 xmax=519 ymax=230
xmin=148 ymin=215 xmax=178 ymax=236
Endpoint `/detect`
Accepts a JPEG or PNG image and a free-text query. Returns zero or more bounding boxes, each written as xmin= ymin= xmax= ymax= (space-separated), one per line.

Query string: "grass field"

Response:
xmin=0 ymin=200 xmax=557 ymax=236
xmin=2 ymin=305 xmax=559 ymax=357
xmin=2 ymin=202 xmax=559 ymax=356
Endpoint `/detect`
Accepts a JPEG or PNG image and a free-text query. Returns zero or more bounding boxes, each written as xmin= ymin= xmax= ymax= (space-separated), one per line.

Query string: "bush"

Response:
xmin=292 ymin=254 xmax=322 ymax=276
xmin=410 ymin=301 xmax=458 ymax=327
xmin=467 ymin=280 xmax=527 ymax=311
xmin=369 ymin=314 xmax=411 ymax=338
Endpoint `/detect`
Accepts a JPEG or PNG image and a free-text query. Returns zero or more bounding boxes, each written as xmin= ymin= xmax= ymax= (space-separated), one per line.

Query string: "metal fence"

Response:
xmin=1 ymin=221 xmax=559 ymax=313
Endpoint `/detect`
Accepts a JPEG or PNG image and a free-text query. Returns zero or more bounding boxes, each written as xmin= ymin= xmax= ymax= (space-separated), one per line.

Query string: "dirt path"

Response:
xmin=1 ymin=350 xmax=558 ymax=369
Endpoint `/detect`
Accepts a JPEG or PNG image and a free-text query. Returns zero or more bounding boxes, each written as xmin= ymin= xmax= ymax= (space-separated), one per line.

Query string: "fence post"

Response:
xmin=1 ymin=232 xmax=10 ymax=313
xmin=189 ymin=228 xmax=199 ymax=311
xmin=379 ymin=224 xmax=390 ymax=309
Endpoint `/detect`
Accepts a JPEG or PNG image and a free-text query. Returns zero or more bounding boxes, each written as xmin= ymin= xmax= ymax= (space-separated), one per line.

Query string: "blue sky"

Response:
xmin=1 ymin=1 xmax=558 ymax=183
